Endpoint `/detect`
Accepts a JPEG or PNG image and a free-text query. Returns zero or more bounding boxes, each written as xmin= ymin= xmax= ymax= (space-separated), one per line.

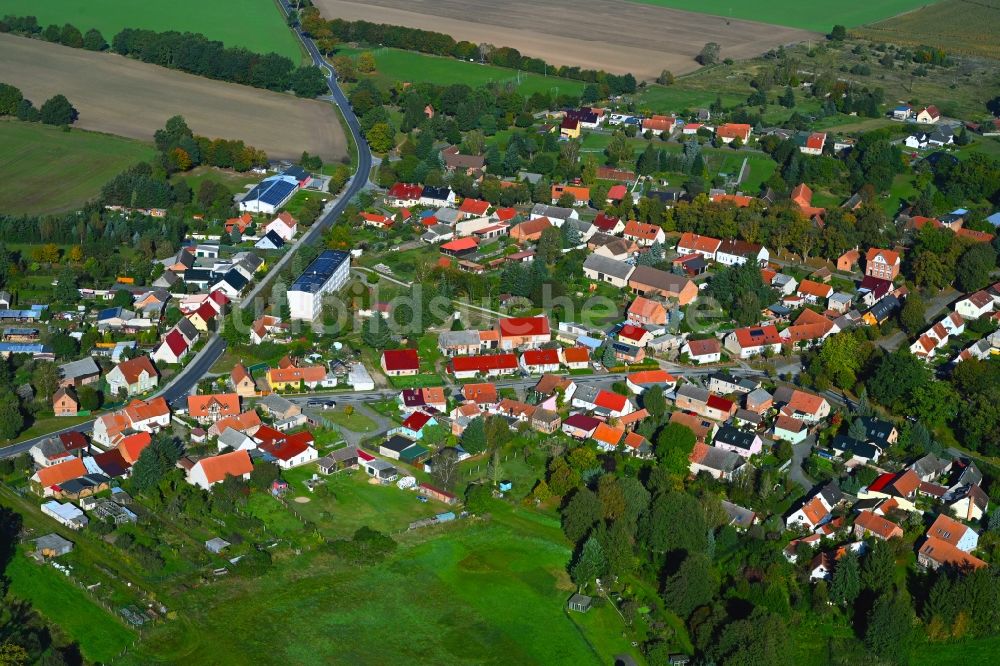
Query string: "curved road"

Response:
xmin=0 ymin=13 xmax=371 ymax=459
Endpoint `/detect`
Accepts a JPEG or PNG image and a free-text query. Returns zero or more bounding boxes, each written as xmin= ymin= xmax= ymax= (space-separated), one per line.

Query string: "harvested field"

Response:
xmin=854 ymin=0 xmax=1000 ymax=60
xmin=313 ymin=0 xmax=814 ymax=79
xmin=0 ymin=35 xmax=348 ymax=162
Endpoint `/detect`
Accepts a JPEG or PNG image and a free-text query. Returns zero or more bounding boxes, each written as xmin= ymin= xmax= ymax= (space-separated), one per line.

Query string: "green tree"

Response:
xmin=848 ymin=417 xmax=867 ymax=442
xmin=829 ymin=24 xmax=847 ymax=40
xmin=54 ymin=269 xmax=78 ymax=304
xmin=82 ymin=28 xmax=108 ymax=51
xmin=570 ymin=534 xmax=608 ymax=586
xmin=663 ymin=553 xmax=716 ymax=618
xmin=39 ymin=94 xmax=77 ymax=126
xmin=59 ymin=23 xmax=83 ymax=48
xmin=290 ymin=66 xmax=328 ymax=98
xmin=780 ymin=87 xmax=796 ymax=108
xmin=562 ymin=488 xmax=602 ymax=543
xmin=899 ymin=292 xmax=926 ymax=334
xmin=365 ymin=122 xmax=395 ymax=153
xmin=865 ymin=593 xmax=914 ymax=664
xmin=362 ymin=313 xmax=391 ymax=349
xmin=462 ymin=416 xmax=486 ymax=454
xmin=655 ymin=422 xmax=696 ymax=475
xmin=0 ymin=394 xmax=23 ymax=440
xmin=536 ymin=226 xmax=562 ymax=264
xmin=129 ymin=435 xmax=182 ymax=494
xmin=464 ymin=483 xmax=494 ymax=513
xmin=955 ymin=243 xmax=997 ymax=293
xmin=640 ymin=492 xmax=706 ymax=554
xmin=0 ymin=83 xmax=23 ymax=116
xmin=696 ymin=42 xmax=721 ymax=66
xmin=77 ymin=385 xmax=100 ymax=411
xmin=830 ymin=549 xmax=860 ymax=605
xmin=642 ymin=385 xmax=667 ymax=420
xmin=860 ymin=538 xmax=895 ymax=595
xmin=31 ymin=363 xmax=59 ymax=402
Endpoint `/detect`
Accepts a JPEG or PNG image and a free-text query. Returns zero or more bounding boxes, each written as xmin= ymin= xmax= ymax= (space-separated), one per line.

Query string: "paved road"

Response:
xmin=0 ymin=10 xmax=371 ymax=460
xmin=878 ymin=287 xmax=958 ymax=352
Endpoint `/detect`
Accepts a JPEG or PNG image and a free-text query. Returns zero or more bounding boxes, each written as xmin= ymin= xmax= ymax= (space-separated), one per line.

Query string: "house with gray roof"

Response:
xmin=58 ymin=357 xmax=101 ymax=388
xmin=583 ymin=254 xmax=635 ymax=287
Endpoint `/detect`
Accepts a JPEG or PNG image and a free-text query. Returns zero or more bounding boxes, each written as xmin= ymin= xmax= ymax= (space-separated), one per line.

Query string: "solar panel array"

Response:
xmin=292 ymin=250 xmax=350 ymax=293
xmin=245 ymin=177 xmax=298 ymax=208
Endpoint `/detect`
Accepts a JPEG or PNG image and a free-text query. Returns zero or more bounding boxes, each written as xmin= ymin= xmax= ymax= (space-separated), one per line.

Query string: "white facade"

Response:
xmin=287 ymin=250 xmax=351 ymax=320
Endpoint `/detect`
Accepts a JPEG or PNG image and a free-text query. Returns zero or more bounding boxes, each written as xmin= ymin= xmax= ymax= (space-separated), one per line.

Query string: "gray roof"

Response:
xmin=218 ymin=428 xmax=253 ymax=450
xmin=628 ymin=265 xmax=691 ymax=293
xmin=58 ymin=357 xmax=100 ymax=380
xmin=32 ymin=533 xmax=73 ymax=553
xmin=260 ymin=392 xmax=295 ymax=414
xmin=720 ymin=500 xmax=756 ymax=528
xmin=676 ymin=383 xmax=710 ymax=404
xmin=176 ymin=317 xmax=199 ymax=341
xmin=745 ymin=388 xmax=772 ymax=405
xmin=531 ymin=204 xmax=574 ymax=220
xmin=439 ymin=329 xmax=483 ymax=348
xmin=583 ymin=254 xmax=634 ymax=280
xmin=574 ymin=384 xmax=601 ymax=405
xmin=713 ymin=425 xmax=758 ymax=450
xmin=327 ymin=446 xmax=358 ymax=463
xmin=435 ymin=208 xmax=462 ymax=224
xmin=696 ymin=445 xmax=743 ymax=473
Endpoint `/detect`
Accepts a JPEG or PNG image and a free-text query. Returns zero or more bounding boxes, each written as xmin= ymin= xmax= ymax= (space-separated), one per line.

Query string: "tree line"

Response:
xmin=0 ymin=15 xmax=328 ymax=98
xmin=0 ymin=82 xmax=77 ymax=126
xmin=299 ymin=8 xmax=637 ymax=96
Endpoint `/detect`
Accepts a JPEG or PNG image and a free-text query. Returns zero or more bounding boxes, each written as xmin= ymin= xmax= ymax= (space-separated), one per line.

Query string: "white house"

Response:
xmin=954 ymin=291 xmax=994 ymax=320
xmin=265 ymin=212 xmax=298 ymax=241
xmin=287 ymin=250 xmax=351 ymax=320
xmin=186 ymin=450 xmax=254 ymax=490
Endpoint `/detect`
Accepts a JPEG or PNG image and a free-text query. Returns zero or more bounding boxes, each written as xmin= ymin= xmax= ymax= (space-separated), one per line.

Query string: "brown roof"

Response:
xmin=890 ymin=469 xmax=921 ymax=497
xmin=114 ymin=356 xmax=157 ymax=384
xmin=510 ymin=217 xmax=552 ymax=238
xmin=629 ymin=265 xmax=693 ymax=295
xmin=685 ymin=337 xmax=721 ymax=357
xmin=534 ymin=373 xmax=574 ymax=396
xmin=855 ymin=510 xmax=902 ymax=540
xmin=919 ymin=536 xmax=986 ymax=570
xmin=463 ymin=383 xmax=498 ymax=404
xmin=927 ymin=514 xmax=969 ymax=547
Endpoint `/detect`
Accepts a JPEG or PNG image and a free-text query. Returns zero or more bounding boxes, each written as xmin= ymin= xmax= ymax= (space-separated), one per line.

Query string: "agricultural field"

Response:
xmin=339 ymin=47 xmax=585 ymax=97
xmin=0 ymin=119 xmax=155 ymax=215
xmin=855 ymin=0 xmax=1000 ymax=60
xmin=313 ymin=0 xmax=812 ymax=80
xmin=0 ymin=34 xmax=348 ymax=162
xmin=626 ymin=0 xmax=935 ymax=32
xmin=2 ymin=0 xmax=303 ymax=62
xmin=123 ymin=479 xmax=638 ymax=665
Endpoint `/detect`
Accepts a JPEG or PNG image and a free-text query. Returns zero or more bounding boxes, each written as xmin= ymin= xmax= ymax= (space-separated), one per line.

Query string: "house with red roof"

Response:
xmin=865 ymin=248 xmax=901 ymax=281
xmin=797 ymin=279 xmax=833 ymax=304
xmin=642 ymin=115 xmax=676 ymax=136
xmin=387 ymin=183 xmax=423 ymax=207
xmin=394 ymin=410 xmax=438 ymax=440
xmin=799 ymin=132 xmax=826 ymax=156
xmin=592 ymin=212 xmax=624 ymax=234
xmin=440 ymin=237 xmax=479 ymax=257
xmin=509 ymin=217 xmax=552 ymax=243
xmin=790 ymin=183 xmax=826 ymax=222
xmin=188 ymin=300 xmax=219 ymax=332
xmin=381 ymin=349 xmax=420 ymax=377
xmin=717 ymin=123 xmax=751 ymax=144
xmin=626 ymin=370 xmax=676 ymax=394
xmin=724 ymin=325 xmax=782 ymax=359
xmin=617 ymin=324 xmax=653 ymax=347
xmin=520 ymin=349 xmax=562 ymax=374
xmin=187 ymin=449 xmax=254 ymax=490
xmin=265 ymin=211 xmax=298 ymax=241
xmin=462 ymin=383 xmax=498 ymax=406
xmin=916 ymin=105 xmax=940 ymax=124
xmin=676 ymin=232 xmax=722 ymax=260
xmin=623 ymin=221 xmax=665 ymax=247
xmin=606 ymin=184 xmax=629 ymax=204
xmin=777 ymin=387 xmax=830 ymax=424
xmin=561 ymin=346 xmax=591 ymax=370
xmin=497 ymin=316 xmax=551 ymax=350
xmin=255 ymin=428 xmax=317 ymax=469
xmin=106 ymin=355 xmax=159 ymax=397
xmin=854 ymin=511 xmax=903 ymax=541
xmin=562 ymin=413 xmax=601 ymax=439
xmin=186 ymin=394 xmax=241 ymax=424
xmin=361 ymin=212 xmax=394 ymax=229
xmin=458 ymin=198 xmax=491 ymax=218
xmin=627 ymin=296 xmax=668 ymax=326
xmin=551 ymin=185 xmax=590 ymax=206
xmin=449 ymin=354 xmax=519 ymax=379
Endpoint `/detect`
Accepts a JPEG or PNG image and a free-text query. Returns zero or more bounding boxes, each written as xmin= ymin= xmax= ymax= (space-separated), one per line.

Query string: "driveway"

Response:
xmin=788 ymin=435 xmax=815 ymax=491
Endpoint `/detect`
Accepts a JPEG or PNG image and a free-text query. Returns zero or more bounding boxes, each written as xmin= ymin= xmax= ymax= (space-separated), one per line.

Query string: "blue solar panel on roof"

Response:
xmin=291 ymin=250 xmax=350 ymax=292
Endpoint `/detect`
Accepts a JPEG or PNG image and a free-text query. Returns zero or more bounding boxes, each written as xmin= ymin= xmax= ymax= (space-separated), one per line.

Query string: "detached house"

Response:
xmin=187 ymin=450 xmax=254 ymax=490
xmin=583 ymin=255 xmax=634 ymax=288
xmin=186 ymin=394 xmax=241 ymax=424
xmin=622 ymin=221 xmax=665 ymax=247
xmin=628 ymin=266 xmax=699 ymax=305
xmin=676 ymin=232 xmax=722 ymax=260
xmin=681 ymin=338 xmax=721 ymax=364
xmin=627 ymin=296 xmax=668 ymax=326
xmin=865 ymin=248 xmax=901 ymax=281
xmin=715 ymin=240 xmax=769 ymax=267
xmin=381 ymin=349 xmax=420 ymax=377
xmin=106 ymin=356 xmax=158 ymax=397
xmin=497 ymin=316 xmax=550 ymax=350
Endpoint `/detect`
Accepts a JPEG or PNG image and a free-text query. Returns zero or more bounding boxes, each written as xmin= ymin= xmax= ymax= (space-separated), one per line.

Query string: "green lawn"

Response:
xmin=389 ymin=373 xmax=446 ymax=389
xmin=7 ymin=552 xmax=136 ymax=662
xmin=4 ymin=0 xmax=303 ymax=62
xmin=625 ymin=0 xmax=935 ymax=31
xmin=320 ymin=407 xmax=378 ymax=433
xmin=0 ymin=119 xmax=156 ymax=215
xmin=125 ymin=501 xmax=620 ymax=665
xmin=636 ymin=86 xmax=745 ymax=114
xmin=339 ymin=47 xmax=586 ymax=97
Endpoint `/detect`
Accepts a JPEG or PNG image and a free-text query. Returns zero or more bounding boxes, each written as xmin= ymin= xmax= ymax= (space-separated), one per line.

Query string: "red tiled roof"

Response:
xmin=562 ymin=347 xmax=590 ymax=364
xmin=623 ymin=220 xmax=661 ymax=241
xmin=522 ymin=349 xmax=560 ymax=366
xmin=628 ymin=369 xmax=675 ymax=385
xmin=563 ymin=413 xmax=601 ymax=432
xmin=459 ymin=198 xmax=490 ymax=215
xmin=382 ymin=349 xmax=420 ymax=372
xmin=463 ymin=383 xmax=498 ymax=404
xmin=593 ymin=422 xmax=625 ymax=446
xmin=595 ymin=390 xmax=628 ymax=412
xmin=197 ymin=449 xmax=253 ymax=484
xmin=259 ymin=431 xmax=314 ymax=461
xmin=927 ymin=514 xmax=969 ymax=547
xmin=919 ymin=536 xmax=986 ymax=570
xmin=388 ymin=183 xmax=422 ymax=200
xmin=34 ymin=458 xmax=87 ymax=488
xmin=618 ymin=324 xmax=648 ymax=343
xmin=706 ymin=394 xmax=734 ymax=413
xmin=187 ymin=394 xmax=241 ymax=418
xmin=855 ymin=510 xmax=902 ymax=539
xmin=592 ymin=212 xmax=620 ymax=232
xmin=441 ymin=237 xmax=479 ymax=252
xmin=450 ymin=354 xmax=518 ymax=374
xmin=717 ymin=123 xmax=751 ymax=141
xmin=677 ymin=232 xmax=722 ymax=254
xmin=164 ymin=329 xmax=188 ymax=356
xmin=685 ymin=337 xmax=721 ymax=357
xmin=733 ymin=325 xmax=782 ymax=349
xmin=498 ymin=316 xmax=550 ymax=338
xmin=114 ymin=356 xmax=157 ymax=384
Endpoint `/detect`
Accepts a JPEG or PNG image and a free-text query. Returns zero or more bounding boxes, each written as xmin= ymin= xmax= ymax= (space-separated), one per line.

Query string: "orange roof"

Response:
xmin=891 ymin=469 xmax=921 ymax=497
xmin=760 ymin=268 xmax=777 ymax=284
xmin=711 ymin=193 xmax=754 ymax=207
xmin=801 ymin=496 xmax=829 ymax=526
xmin=623 ymin=220 xmax=662 ymax=242
xmin=421 ymin=386 xmax=446 ymax=405
xmin=34 ymin=458 xmax=87 ymax=488
xmin=628 ymin=369 xmax=675 ymax=386
xmin=628 ymin=296 xmax=666 ymax=321
xmin=187 ymin=394 xmax=241 ymax=418
xmin=563 ymin=347 xmax=590 ymax=364
xmin=797 ymin=279 xmax=832 ymax=298
xmin=677 ymin=232 xmax=722 ymax=254
xmin=642 ymin=115 xmax=675 ymax=132
xmin=268 ymin=365 xmax=327 ymax=384
xmin=855 ymin=510 xmax=902 ymax=539
xmin=623 ymin=431 xmax=649 ymax=450
xmin=790 ymin=183 xmax=813 ymax=208
xmin=510 ymin=217 xmax=552 ymax=239
xmin=551 ymin=185 xmax=590 ymax=202
xmin=593 ymin=422 xmax=625 ymax=447
xmin=785 ymin=389 xmax=826 ymax=416
xmin=441 ymin=237 xmax=479 ymax=252
xmin=618 ymin=409 xmax=650 ymax=427
xmin=463 ymin=383 xmax=498 ymax=404
xmin=232 ymin=363 xmax=252 ymax=384
xmin=805 ymin=132 xmax=826 ymax=150
xmin=866 ymin=247 xmax=900 ymax=266
xmin=214 ymin=410 xmax=262 ymax=434
xmin=717 ymin=123 xmax=751 ymax=141
xmin=196 ymin=449 xmax=254 ymax=484
xmin=114 ymin=356 xmax=157 ymax=385
xmin=957 ymin=228 xmax=995 ymax=243
xmin=459 ymin=198 xmax=490 ymax=215
xmin=124 ymin=397 xmax=169 ymax=424
xmin=926 ymin=514 xmax=968 ymax=547
xmin=118 ymin=431 xmax=152 ymax=464
xmin=733 ymin=325 xmax=782 ymax=349
xmin=919 ymin=536 xmax=986 ymax=570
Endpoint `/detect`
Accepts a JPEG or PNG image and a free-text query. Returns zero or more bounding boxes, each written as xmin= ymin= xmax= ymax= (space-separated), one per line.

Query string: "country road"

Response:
xmin=0 ymin=7 xmax=372 ymax=460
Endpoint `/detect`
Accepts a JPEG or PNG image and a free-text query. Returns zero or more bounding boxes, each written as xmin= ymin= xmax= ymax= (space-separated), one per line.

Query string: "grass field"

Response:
xmin=339 ymin=47 xmax=586 ymax=96
xmin=626 ymin=0 xmax=934 ymax=31
xmin=855 ymin=0 xmax=1000 ymax=59
xmin=0 ymin=34 xmax=347 ymax=161
xmin=3 ymin=0 xmax=303 ymax=62
xmin=8 ymin=551 xmax=136 ymax=662
xmin=0 ymin=119 xmax=155 ymax=215
xmin=125 ymin=499 xmax=637 ymax=665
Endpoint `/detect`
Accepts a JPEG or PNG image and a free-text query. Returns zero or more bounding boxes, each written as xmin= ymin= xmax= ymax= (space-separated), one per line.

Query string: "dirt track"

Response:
xmin=314 ymin=0 xmax=814 ymax=79
xmin=0 ymin=34 xmax=347 ymax=161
